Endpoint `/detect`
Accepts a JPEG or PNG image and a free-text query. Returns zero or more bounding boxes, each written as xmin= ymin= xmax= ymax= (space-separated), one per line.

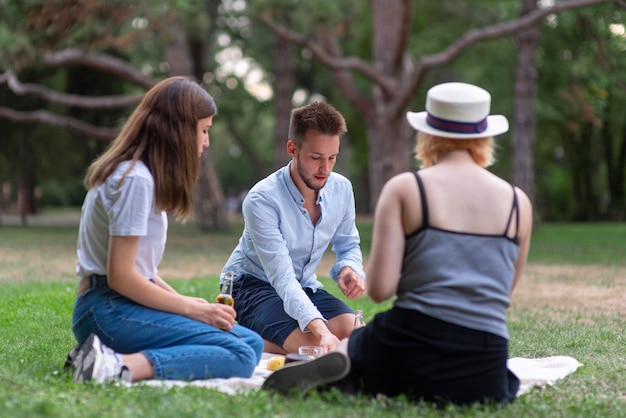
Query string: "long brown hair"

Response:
xmin=84 ymin=76 xmax=216 ymax=221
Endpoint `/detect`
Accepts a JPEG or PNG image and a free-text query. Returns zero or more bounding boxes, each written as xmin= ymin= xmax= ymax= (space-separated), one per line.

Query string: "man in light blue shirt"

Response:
xmin=221 ymin=102 xmax=365 ymax=355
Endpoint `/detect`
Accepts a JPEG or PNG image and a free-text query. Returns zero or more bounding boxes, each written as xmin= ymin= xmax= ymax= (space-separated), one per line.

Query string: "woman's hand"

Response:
xmin=107 ymin=236 xmax=236 ymax=330
xmin=182 ymin=296 xmax=237 ymax=331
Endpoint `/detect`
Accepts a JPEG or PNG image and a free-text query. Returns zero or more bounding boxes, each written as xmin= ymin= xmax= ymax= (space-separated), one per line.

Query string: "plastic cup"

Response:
xmin=298 ymin=346 xmax=324 ymax=359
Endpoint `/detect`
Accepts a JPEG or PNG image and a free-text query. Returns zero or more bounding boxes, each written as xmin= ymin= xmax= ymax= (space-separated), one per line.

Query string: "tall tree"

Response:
xmin=0 ymin=0 xmax=228 ymax=229
xmin=535 ymin=4 xmax=626 ymax=220
xmin=1 ymin=0 xmax=624 ymax=222
xmin=258 ymin=0 xmax=619 ymax=210
xmin=512 ymin=0 xmax=540 ymax=209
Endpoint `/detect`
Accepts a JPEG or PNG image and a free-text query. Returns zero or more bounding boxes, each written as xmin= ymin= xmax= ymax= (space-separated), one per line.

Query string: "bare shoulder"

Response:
xmin=383 ymin=171 xmax=417 ymax=192
xmin=389 ymin=171 xmax=416 ymax=184
xmin=513 ymin=186 xmax=532 ymax=210
xmin=377 ymin=171 xmax=423 ymax=232
xmin=376 ymin=172 xmax=419 ymax=213
xmin=513 ymin=186 xmax=533 ymax=237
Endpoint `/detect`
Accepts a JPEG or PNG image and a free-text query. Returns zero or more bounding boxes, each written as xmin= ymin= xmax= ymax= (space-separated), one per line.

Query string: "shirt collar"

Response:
xmin=281 ymin=162 xmax=304 ymax=205
xmin=281 ymin=162 xmax=325 ymax=206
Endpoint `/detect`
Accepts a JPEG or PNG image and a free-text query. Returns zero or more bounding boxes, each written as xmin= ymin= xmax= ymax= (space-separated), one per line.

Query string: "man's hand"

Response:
xmin=337 ymin=267 xmax=365 ymax=299
xmin=307 ymin=318 xmax=341 ymax=353
xmin=318 ymin=332 xmax=341 ymax=354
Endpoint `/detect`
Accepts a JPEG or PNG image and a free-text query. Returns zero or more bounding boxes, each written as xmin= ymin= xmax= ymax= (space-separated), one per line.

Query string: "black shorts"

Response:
xmin=232 ymin=274 xmax=354 ymax=347
xmin=347 ymin=307 xmax=519 ymax=405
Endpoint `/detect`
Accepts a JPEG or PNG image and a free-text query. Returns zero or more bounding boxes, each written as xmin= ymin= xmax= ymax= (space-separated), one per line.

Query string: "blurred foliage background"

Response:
xmin=1 ymin=0 xmax=625 ymax=226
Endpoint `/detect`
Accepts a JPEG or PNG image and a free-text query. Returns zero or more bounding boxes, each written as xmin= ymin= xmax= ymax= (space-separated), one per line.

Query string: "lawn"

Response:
xmin=0 ymin=214 xmax=624 ymax=417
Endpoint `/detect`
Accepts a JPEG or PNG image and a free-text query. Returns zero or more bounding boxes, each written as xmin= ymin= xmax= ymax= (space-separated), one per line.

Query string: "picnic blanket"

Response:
xmin=135 ymin=353 xmax=582 ymax=398
xmin=507 ymin=355 xmax=583 ymax=396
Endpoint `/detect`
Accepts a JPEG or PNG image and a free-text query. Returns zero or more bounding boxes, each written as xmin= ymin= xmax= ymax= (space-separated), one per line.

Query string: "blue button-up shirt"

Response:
xmin=222 ymin=163 xmax=365 ymax=331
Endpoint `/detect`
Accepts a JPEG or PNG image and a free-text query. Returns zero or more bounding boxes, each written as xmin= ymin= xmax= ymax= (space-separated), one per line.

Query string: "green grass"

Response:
xmin=528 ymin=223 xmax=626 ymax=266
xmin=1 ymin=217 xmax=625 ymax=417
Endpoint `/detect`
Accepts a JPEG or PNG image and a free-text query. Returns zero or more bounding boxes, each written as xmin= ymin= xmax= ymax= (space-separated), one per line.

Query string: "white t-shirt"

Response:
xmin=76 ymin=160 xmax=168 ymax=280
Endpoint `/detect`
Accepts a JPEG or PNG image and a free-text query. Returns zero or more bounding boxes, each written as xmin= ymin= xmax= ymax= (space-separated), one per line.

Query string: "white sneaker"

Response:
xmin=72 ymin=334 xmax=133 ymax=384
xmin=63 ymin=344 xmax=80 ymax=370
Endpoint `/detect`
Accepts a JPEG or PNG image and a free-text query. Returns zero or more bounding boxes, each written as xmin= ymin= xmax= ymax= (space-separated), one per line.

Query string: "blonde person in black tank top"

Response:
xmin=263 ymin=82 xmax=533 ymax=406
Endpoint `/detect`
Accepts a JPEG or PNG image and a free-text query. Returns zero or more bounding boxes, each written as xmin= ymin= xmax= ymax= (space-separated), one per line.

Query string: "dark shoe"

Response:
xmin=262 ymin=352 xmax=350 ymax=396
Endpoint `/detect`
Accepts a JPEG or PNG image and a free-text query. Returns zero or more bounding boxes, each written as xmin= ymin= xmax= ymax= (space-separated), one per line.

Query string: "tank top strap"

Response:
xmin=413 ymin=171 xmax=429 ymax=227
xmin=504 ymin=184 xmax=520 ymax=239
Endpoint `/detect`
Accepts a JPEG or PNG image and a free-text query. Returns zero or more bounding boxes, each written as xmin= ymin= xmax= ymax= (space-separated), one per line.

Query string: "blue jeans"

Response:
xmin=72 ymin=275 xmax=264 ymax=380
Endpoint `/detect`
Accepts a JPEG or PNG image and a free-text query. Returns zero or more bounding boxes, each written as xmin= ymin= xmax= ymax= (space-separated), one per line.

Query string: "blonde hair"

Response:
xmin=414 ymin=132 xmax=495 ymax=168
xmin=84 ymin=76 xmax=217 ymax=221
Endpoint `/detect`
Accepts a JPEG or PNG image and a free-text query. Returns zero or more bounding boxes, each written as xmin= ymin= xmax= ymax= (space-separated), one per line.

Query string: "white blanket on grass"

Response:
xmin=136 ymin=353 xmax=582 ymax=397
xmin=507 ymin=356 xmax=583 ymax=396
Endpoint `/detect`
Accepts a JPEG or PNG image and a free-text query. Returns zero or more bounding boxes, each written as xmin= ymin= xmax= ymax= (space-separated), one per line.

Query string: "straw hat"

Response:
xmin=406 ymin=82 xmax=509 ymax=139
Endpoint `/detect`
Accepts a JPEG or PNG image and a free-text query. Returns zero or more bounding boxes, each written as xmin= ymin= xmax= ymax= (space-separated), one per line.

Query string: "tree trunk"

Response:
xmin=511 ymin=0 xmax=539 ymax=212
xmin=601 ymin=89 xmax=626 ymax=220
xmin=366 ymin=0 xmax=414 ymax=211
xmin=164 ymin=19 xmax=227 ymax=231
xmin=273 ymin=35 xmax=293 ymax=170
xmin=261 ymin=0 xmax=616 ymax=214
xmin=165 ymin=26 xmax=194 ymax=76
xmin=366 ymin=110 xmax=414 ymax=212
xmin=195 ymin=153 xmax=227 ymax=230
xmin=17 ymin=131 xmax=34 ymax=226
xmin=566 ymin=123 xmax=600 ymax=220
xmin=0 ymin=182 xmax=6 ymax=226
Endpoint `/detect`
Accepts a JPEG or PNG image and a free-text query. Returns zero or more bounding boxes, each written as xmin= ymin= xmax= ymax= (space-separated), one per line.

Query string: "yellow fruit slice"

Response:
xmin=266 ymin=355 xmax=286 ymax=371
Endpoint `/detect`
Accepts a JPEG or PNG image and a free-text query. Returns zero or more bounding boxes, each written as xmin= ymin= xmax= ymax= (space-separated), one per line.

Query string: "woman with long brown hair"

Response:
xmin=68 ymin=76 xmax=263 ymax=383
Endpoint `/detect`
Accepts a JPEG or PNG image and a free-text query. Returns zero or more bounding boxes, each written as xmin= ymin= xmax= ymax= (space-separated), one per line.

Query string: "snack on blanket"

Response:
xmin=266 ymin=355 xmax=286 ymax=371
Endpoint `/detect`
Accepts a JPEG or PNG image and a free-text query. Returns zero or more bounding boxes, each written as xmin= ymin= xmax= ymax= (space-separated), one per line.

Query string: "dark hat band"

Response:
xmin=426 ymin=113 xmax=488 ymax=134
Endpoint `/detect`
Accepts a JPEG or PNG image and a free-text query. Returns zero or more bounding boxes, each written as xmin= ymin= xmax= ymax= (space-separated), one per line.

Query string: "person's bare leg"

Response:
xmin=120 ymin=353 xmax=154 ymax=382
xmin=263 ymin=339 xmax=287 ymax=354
xmin=326 ymin=313 xmax=356 ymax=339
xmin=282 ymin=313 xmax=356 ymax=354
xmin=282 ymin=328 xmax=324 ymax=354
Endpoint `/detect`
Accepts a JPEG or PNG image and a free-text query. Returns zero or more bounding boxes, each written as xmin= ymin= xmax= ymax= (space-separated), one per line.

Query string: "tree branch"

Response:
xmin=259 ymin=0 xmax=617 ymax=119
xmin=1 ymin=49 xmax=153 ymax=138
xmin=0 ymin=71 xmax=144 ymax=109
xmin=44 ymin=48 xmax=157 ymax=89
xmin=396 ymin=0 xmax=618 ymax=113
xmin=222 ymin=112 xmax=267 ymax=178
xmin=259 ymin=12 xmax=397 ymax=96
xmin=315 ymin=27 xmax=375 ymax=119
xmin=372 ymin=0 xmax=413 ymax=76
xmin=0 ymin=106 xmax=119 ymax=141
